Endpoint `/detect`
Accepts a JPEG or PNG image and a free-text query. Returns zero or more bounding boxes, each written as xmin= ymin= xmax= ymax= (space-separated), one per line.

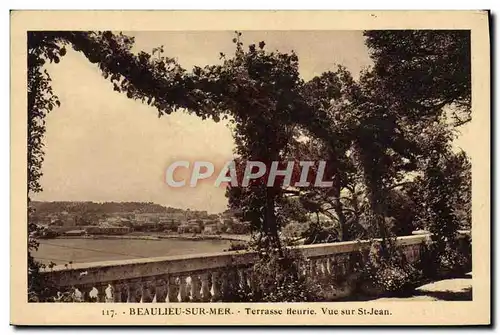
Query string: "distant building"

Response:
xmin=85 ymin=226 xmax=131 ymax=235
xmin=158 ymin=219 xmax=179 ymax=231
xmin=134 ymin=213 xmax=160 ymax=224
xmin=203 ymin=224 xmax=220 ymax=235
xmin=64 ymin=229 xmax=86 ymax=237
xmin=105 ymin=217 xmax=120 ymax=225
xmin=107 ymin=217 xmax=132 ymax=227
xmin=50 ymin=219 xmax=65 ymax=226
xmin=177 ymin=223 xmax=202 ymax=234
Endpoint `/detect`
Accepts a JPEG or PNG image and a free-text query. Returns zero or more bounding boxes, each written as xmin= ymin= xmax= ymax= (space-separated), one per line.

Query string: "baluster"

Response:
xmin=129 ymin=280 xmax=142 ymax=302
xmin=405 ymin=246 xmax=412 ymax=262
xmin=248 ymin=269 xmax=258 ymax=296
xmin=97 ymin=284 xmax=108 ymax=303
xmin=211 ymin=271 xmax=221 ymax=302
xmin=80 ymin=286 xmax=92 ymax=302
xmin=355 ymin=252 xmax=364 ymax=270
xmin=122 ymin=281 xmax=132 ymax=302
xmin=142 ymin=278 xmax=155 ymax=303
xmin=200 ymin=273 xmax=212 ymax=302
xmin=238 ymin=268 xmax=248 ymax=292
xmin=345 ymin=255 xmax=351 ymax=275
xmin=186 ymin=276 xmax=193 ymax=300
xmin=304 ymin=259 xmax=311 ymax=276
xmin=190 ymin=274 xmax=202 ymax=302
xmin=325 ymin=257 xmax=332 ymax=277
xmin=415 ymin=245 xmax=421 ymax=260
xmin=296 ymin=260 xmax=304 ymax=279
xmin=248 ymin=267 xmax=254 ymax=288
xmin=220 ymin=271 xmax=230 ymax=301
xmin=229 ymin=269 xmax=239 ymax=295
xmin=347 ymin=254 xmax=355 ymax=273
xmin=310 ymin=259 xmax=317 ymax=278
xmin=316 ymin=258 xmax=323 ymax=278
xmin=317 ymin=258 xmax=325 ymax=278
xmin=338 ymin=255 xmax=346 ymax=278
xmin=113 ymin=282 xmax=123 ymax=302
xmin=330 ymin=256 xmax=339 ymax=280
xmin=179 ymin=275 xmax=190 ymax=302
xmin=301 ymin=260 xmax=308 ymax=278
xmin=105 ymin=284 xmax=114 ymax=302
xmin=315 ymin=259 xmax=325 ymax=293
xmin=329 ymin=256 xmax=336 ymax=280
xmin=349 ymin=253 xmax=356 ymax=272
xmin=403 ymin=247 xmax=409 ymax=260
xmin=167 ymin=276 xmax=180 ymax=302
xmin=339 ymin=255 xmax=347 ymax=276
xmin=70 ymin=287 xmax=83 ymax=302
xmin=155 ymin=278 xmax=168 ymax=303
xmin=333 ymin=255 xmax=341 ymax=277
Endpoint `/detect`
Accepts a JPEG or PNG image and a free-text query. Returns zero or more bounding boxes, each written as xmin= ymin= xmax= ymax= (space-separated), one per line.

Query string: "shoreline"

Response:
xmin=49 ymin=233 xmax=251 ymax=242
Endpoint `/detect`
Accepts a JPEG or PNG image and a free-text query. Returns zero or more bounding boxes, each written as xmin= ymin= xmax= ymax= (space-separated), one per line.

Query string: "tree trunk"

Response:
xmin=355 ymin=143 xmax=391 ymax=257
xmin=265 ymin=186 xmax=282 ymax=254
xmin=332 ymin=184 xmax=347 ymax=241
xmin=367 ymin=182 xmax=392 ymax=258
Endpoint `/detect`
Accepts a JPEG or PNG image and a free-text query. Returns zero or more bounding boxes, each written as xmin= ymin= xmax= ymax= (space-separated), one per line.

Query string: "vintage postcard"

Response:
xmin=11 ymin=10 xmax=490 ymax=326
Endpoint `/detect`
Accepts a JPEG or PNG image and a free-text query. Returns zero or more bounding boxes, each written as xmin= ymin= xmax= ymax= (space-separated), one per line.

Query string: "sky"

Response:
xmin=33 ymin=31 xmax=471 ymax=213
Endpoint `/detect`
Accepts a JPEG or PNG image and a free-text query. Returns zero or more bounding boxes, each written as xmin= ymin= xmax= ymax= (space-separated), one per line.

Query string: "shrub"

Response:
xmin=359 ymin=240 xmax=423 ymax=296
xmin=419 ymin=239 xmax=470 ymax=279
xmin=302 ymin=222 xmax=339 ymax=244
xmin=249 ymin=248 xmax=322 ymax=302
xmin=281 ymin=221 xmax=308 ymax=240
xmin=364 ymin=262 xmax=422 ymax=295
xmin=28 ymin=286 xmax=80 ymax=303
xmin=438 ymin=245 xmax=469 ymax=275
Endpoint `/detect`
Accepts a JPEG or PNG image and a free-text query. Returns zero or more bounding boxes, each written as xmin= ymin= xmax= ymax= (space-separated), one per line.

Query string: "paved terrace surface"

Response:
xmin=371 ymin=273 xmax=472 ymax=301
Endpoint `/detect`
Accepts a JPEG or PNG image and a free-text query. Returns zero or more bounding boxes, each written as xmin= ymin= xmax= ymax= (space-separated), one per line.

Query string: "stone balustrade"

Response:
xmin=39 ymin=232 xmax=470 ymax=302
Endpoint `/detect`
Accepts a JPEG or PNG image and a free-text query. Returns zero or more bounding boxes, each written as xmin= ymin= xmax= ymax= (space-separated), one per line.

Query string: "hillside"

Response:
xmin=29 ymin=201 xmax=202 ymax=216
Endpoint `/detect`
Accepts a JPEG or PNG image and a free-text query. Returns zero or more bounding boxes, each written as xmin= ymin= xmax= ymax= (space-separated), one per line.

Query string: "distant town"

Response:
xmin=29 ymin=201 xmax=250 ymax=240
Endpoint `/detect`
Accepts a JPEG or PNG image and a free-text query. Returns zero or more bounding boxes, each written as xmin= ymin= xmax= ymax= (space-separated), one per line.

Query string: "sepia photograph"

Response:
xmin=11 ymin=10 xmax=490 ymax=325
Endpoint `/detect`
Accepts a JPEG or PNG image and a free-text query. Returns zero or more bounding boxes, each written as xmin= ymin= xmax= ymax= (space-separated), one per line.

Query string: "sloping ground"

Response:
xmin=372 ymin=273 xmax=472 ymax=301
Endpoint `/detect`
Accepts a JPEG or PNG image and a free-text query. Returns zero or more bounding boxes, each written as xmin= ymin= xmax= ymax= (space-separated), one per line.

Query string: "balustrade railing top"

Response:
xmin=38 ymin=231 xmax=470 ymax=302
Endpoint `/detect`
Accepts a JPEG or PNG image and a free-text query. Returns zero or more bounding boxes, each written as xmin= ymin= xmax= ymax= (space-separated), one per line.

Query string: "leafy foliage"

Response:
xmin=419 ymin=236 xmax=472 ymax=279
xmin=27 ymin=29 xmax=472 ymax=301
xmin=364 ymin=30 xmax=471 ymax=126
xmin=248 ymin=248 xmax=322 ymax=302
xmin=360 ymin=241 xmax=423 ymax=296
